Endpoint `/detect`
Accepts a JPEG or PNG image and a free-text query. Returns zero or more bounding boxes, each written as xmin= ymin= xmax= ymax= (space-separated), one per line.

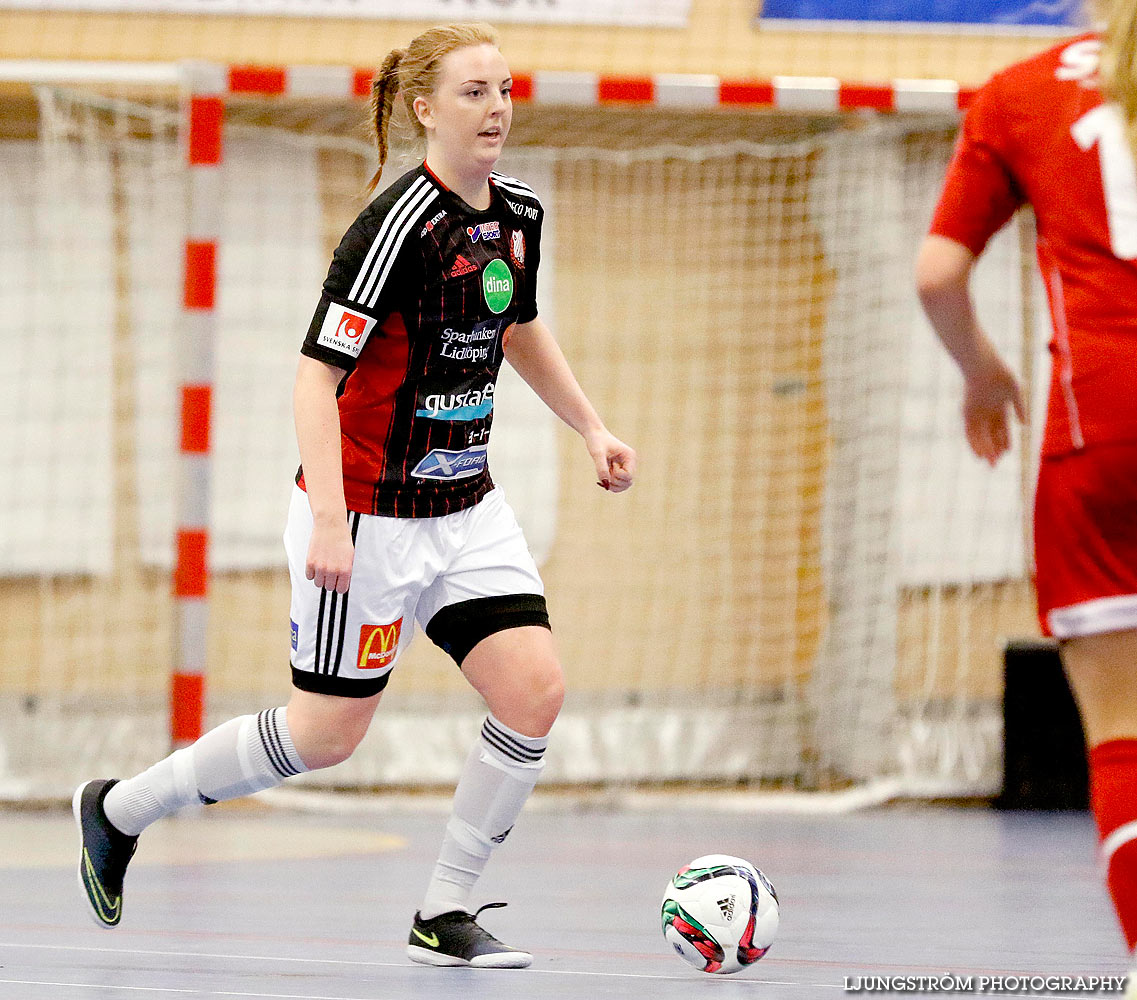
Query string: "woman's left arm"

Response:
xmin=504 ymin=317 xmax=636 ymax=493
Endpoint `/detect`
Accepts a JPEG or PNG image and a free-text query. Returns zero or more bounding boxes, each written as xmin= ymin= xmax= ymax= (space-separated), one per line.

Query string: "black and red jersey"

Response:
xmin=299 ymin=163 xmax=543 ymax=517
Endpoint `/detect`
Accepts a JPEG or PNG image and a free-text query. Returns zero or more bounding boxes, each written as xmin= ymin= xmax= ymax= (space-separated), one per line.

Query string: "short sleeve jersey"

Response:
xmin=930 ymin=34 xmax=1137 ymax=457
xmin=299 ymin=164 xmax=543 ymax=517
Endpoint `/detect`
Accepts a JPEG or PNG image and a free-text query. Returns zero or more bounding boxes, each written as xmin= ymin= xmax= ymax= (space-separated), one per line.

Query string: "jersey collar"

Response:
xmin=421 ymin=161 xmax=499 ymax=216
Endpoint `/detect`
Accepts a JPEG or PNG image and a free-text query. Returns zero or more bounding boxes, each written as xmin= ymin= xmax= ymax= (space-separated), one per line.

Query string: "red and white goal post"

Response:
xmin=0 ymin=60 xmax=1044 ymax=807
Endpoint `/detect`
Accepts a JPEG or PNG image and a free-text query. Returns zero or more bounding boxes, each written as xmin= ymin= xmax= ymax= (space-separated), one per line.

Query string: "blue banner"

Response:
xmin=760 ymin=0 xmax=1083 ymax=28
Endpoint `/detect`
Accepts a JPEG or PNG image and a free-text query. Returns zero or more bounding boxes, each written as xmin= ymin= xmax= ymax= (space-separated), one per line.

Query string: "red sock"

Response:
xmin=1090 ymin=739 xmax=1137 ymax=950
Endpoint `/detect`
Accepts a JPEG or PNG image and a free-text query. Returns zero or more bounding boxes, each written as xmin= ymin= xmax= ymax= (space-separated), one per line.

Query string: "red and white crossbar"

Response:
xmin=207 ymin=63 xmax=976 ymax=112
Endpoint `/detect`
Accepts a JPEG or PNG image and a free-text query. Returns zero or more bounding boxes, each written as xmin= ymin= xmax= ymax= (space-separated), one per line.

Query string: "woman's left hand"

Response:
xmin=586 ymin=430 xmax=636 ymax=493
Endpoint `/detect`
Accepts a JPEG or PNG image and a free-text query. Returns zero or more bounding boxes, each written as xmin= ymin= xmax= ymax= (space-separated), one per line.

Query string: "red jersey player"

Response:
xmin=917 ymin=17 xmax=1137 ymax=984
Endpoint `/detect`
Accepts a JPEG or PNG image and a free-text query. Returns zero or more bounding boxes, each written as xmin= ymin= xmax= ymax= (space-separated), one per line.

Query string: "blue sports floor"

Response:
xmin=0 ymin=797 xmax=1128 ymax=998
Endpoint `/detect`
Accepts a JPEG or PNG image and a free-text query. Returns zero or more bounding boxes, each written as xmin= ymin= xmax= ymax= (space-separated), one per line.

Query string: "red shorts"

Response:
xmin=1034 ymin=441 xmax=1137 ymax=638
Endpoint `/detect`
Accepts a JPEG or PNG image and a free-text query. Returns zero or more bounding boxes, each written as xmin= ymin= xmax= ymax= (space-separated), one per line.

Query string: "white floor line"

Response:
xmin=0 ymin=982 xmax=394 ymax=1000
xmin=0 ymin=976 xmax=837 ymax=998
xmin=0 ymin=981 xmax=1105 ymax=1000
xmin=0 ymin=943 xmax=831 ymax=987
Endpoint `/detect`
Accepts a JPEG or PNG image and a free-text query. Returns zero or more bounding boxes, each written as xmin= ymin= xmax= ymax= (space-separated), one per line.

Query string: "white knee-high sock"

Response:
xmin=101 ymin=707 xmax=308 ymax=836
xmin=418 ymin=714 xmax=548 ymax=919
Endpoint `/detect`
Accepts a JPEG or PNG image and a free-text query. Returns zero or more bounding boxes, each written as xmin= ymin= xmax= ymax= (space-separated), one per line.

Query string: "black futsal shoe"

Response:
xmin=407 ymin=902 xmax=533 ymax=968
xmin=73 ymin=778 xmax=138 ymax=928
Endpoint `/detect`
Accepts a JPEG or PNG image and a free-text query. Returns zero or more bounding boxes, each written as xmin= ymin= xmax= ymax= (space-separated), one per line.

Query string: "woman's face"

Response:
xmin=416 ymin=43 xmax=513 ymax=174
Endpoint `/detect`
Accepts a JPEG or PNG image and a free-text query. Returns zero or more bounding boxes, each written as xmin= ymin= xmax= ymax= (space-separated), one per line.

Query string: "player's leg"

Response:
xmin=1061 ymin=631 xmax=1137 ymax=956
xmin=74 ymin=688 xmax=384 ymax=929
xmin=408 ymin=626 xmax=562 ymax=968
xmin=408 ymin=489 xmax=560 ymax=967
xmin=74 ymin=487 xmax=409 ymax=928
xmin=1034 ymin=444 xmax=1137 ymax=973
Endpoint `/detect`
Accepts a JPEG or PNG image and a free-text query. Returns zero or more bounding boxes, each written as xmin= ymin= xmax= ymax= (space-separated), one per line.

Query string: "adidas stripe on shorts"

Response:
xmin=283 ymin=485 xmax=549 ymax=697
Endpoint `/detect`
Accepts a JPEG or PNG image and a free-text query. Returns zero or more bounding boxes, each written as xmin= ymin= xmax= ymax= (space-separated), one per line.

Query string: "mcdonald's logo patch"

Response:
xmin=357 ymin=619 xmax=402 ymax=671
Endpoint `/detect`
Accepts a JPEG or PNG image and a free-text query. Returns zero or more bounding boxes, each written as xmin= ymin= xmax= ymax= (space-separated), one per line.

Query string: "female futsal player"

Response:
xmin=916 ymin=7 xmax=1137 ymax=984
xmin=74 ymin=22 xmax=635 ymax=969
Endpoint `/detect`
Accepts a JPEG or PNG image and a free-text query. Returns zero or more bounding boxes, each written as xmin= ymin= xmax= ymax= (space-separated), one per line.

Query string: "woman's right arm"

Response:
xmin=915 ymin=234 xmax=1025 ymax=466
xmin=293 ymin=354 xmax=354 ymax=594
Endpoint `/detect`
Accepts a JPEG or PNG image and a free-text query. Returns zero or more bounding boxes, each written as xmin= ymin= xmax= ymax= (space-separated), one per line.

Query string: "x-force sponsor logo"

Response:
xmin=316 ymin=303 xmax=377 ymax=359
xmin=411 ymin=445 xmax=489 ymax=481
xmin=510 ymin=229 xmax=525 ymax=267
xmin=416 ymin=381 xmax=495 ymax=421
xmin=357 ymin=619 xmax=402 ymax=671
xmin=420 ymin=209 xmax=447 ymax=238
xmin=504 ymin=197 xmax=539 ymax=221
xmin=482 ymin=259 xmax=514 ymax=314
xmin=290 ymin=620 xmax=298 ymax=652
xmin=439 ymin=319 xmax=503 ymax=363
xmin=467 ymin=221 xmax=501 ymax=243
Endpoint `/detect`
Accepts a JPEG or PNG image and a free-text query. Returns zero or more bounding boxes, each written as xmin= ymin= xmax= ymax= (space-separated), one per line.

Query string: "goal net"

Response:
xmin=0 ymin=78 xmax=1047 ymax=802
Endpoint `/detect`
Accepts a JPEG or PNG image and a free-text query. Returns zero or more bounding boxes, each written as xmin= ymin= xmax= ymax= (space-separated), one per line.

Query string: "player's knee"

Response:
xmin=288 ymin=708 xmax=372 ymax=769
xmin=523 ymin=658 xmax=565 ymax=733
xmin=295 ymin=727 xmax=366 ymax=769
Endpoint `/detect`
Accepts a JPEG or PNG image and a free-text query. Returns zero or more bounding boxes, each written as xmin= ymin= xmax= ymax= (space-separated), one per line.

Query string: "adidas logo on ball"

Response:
xmin=717 ymin=895 xmax=736 ymax=920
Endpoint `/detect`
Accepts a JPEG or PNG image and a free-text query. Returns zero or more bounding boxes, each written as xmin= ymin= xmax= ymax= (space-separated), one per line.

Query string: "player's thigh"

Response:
xmin=1033 ymin=443 xmax=1137 ymax=745
xmin=461 ymin=625 xmax=564 ymax=738
xmin=416 ymin=488 xmax=561 ymax=734
xmin=1035 ymin=443 xmax=1137 ymax=639
xmin=284 ymin=485 xmax=423 ymax=701
xmin=1060 ymin=629 xmax=1137 ymax=746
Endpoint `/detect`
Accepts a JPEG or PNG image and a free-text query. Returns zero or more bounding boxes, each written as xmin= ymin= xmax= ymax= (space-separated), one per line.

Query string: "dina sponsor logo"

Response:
xmin=482 ymin=259 xmax=514 ymax=314
xmin=411 ymin=445 xmax=489 ymax=481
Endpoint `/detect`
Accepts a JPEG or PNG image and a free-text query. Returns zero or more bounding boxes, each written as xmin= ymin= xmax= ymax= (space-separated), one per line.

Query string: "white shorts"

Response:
xmin=284 ymin=485 xmax=548 ymax=697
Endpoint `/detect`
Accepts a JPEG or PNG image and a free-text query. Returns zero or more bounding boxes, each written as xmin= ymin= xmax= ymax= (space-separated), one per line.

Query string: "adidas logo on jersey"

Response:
xmin=450 ymin=254 xmax=478 ymax=278
xmin=717 ymin=895 xmax=736 ymax=921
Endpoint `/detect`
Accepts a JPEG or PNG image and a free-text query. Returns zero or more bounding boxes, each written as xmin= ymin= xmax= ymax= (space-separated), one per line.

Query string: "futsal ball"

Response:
xmin=661 ymin=854 xmax=779 ymax=975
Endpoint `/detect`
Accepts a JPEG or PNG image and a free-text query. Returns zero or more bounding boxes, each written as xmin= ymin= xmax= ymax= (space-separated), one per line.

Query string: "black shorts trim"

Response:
xmin=290 ymin=665 xmax=392 ymax=698
xmin=425 ymin=594 xmax=551 ymax=667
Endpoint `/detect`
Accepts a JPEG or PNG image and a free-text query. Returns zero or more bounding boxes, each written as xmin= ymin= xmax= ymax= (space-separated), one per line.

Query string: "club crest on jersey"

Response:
xmin=467 ymin=221 xmax=501 ymax=243
xmin=357 ymin=619 xmax=402 ymax=671
xmin=411 ymin=445 xmax=488 ymax=481
xmin=450 ymin=254 xmax=479 ymax=278
xmin=317 ymin=303 xmax=377 ymax=359
xmin=420 ymin=210 xmax=447 ymax=238
xmin=510 ymin=229 xmax=525 ymax=267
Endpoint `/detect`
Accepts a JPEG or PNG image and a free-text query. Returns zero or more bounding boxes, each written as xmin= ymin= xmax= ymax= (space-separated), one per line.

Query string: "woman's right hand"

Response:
xmin=961 ymin=341 xmax=1026 ymax=466
xmin=305 ymin=517 xmax=355 ymax=594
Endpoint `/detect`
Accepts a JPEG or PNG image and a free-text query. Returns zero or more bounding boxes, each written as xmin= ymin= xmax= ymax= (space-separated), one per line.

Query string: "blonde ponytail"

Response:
xmin=365 ymin=48 xmax=405 ymax=196
xmin=1102 ymin=2 xmax=1137 ymax=156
